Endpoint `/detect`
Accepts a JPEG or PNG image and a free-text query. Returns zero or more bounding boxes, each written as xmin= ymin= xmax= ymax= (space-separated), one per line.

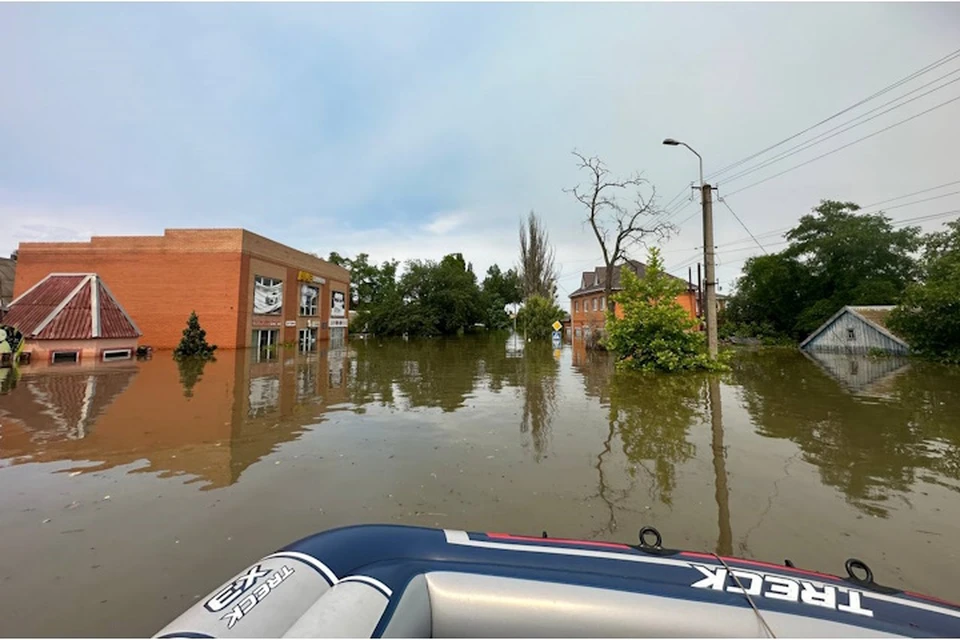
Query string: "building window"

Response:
xmin=254 ymin=276 xmax=283 ymax=315
xmin=846 ymin=328 xmax=856 ymax=341
xmin=298 ymin=327 xmax=318 ymax=353
xmin=51 ymin=351 xmax=79 ymax=364
xmin=299 ymin=284 xmax=319 ymax=316
xmin=102 ymin=348 xmax=132 ymax=362
xmin=253 ymin=329 xmax=280 ymax=361
xmin=575 ymin=300 xmax=580 ymax=312
xmin=593 ymin=297 xmax=598 ymax=311
xmin=601 ymin=296 xmax=606 ymax=310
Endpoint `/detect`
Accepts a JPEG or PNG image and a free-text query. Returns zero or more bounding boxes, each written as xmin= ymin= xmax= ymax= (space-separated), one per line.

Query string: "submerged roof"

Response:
xmin=799 ymin=305 xmax=908 ymax=350
xmin=4 ymin=273 xmax=141 ymax=340
xmin=569 ymin=259 xmax=691 ymax=297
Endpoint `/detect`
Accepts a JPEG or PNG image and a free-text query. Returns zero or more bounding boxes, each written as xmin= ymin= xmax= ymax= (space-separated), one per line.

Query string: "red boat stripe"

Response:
xmin=679 ymin=552 xmax=839 ymax=581
xmin=486 ymin=532 xmax=632 ymax=550
xmin=904 ymin=590 xmax=960 ymax=609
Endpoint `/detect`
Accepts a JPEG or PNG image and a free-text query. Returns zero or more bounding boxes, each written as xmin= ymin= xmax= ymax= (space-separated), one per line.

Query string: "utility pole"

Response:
xmin=663 ymin=137 xmax=718 ymax=360
xmin=702 ymin=183 xmax=718 ymax=359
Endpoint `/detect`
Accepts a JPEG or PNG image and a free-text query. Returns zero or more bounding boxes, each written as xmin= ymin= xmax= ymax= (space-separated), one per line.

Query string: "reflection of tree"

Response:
xmin=176 ymin=356 xmax=212 ymax=399
xmin=733 ymin=350 xmax=960 ymax=517
xmin=574 ymin=351 xmax=704 ymax=531
xmin=518 ymin=341 xmax=558 ymax=460
xmin=610 ymin=372 xmax=704 ymax=506
xmin=347 ymin=338 xmax=484 ymax=412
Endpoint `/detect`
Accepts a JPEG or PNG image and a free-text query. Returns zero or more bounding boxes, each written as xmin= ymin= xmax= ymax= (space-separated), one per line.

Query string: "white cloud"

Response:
xmin=423 ymin=211 xmax=469 ymax=235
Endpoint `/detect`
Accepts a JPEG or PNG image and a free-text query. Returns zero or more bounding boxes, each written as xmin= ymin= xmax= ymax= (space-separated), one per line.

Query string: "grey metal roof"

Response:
xmin=798 ymin=305 xmax=908 ymax=350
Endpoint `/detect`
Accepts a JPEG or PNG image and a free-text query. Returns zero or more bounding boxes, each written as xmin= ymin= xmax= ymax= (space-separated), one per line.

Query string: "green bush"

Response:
xmin=605 ymin=248 xmax=726 ymax=372
xmin=515 ymin=295 xmax=564 ymax=340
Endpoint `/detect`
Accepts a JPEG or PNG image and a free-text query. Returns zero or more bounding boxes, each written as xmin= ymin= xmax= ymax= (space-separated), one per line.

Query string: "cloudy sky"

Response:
xmin=2 ymin=3 xmax=959 ymax=297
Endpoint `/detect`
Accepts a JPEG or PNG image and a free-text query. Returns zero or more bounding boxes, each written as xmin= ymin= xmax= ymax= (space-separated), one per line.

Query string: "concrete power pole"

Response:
xmin=701 ymin=183 xmax=718 ymax=359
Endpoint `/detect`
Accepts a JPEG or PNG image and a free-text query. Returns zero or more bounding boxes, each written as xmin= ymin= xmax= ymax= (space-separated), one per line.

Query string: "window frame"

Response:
xmin=846 ymin=327 xmax=856 ymax=341
xmin=299 ymin=284 xmax=320 ymax=317
xmin=593 ymin=297 xmax=598 ymax=311
xmin=101 ymin=348 xmax=133 ymax=362
xmin=51 ymin=350 xmax=80 ymax=365
xmin=254 ymin=275 xmax=284 ymax=316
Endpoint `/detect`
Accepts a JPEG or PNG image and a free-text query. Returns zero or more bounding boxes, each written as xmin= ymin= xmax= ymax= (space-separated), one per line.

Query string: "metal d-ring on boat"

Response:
xmin=155 ymin=524 xmax=960 ymax=638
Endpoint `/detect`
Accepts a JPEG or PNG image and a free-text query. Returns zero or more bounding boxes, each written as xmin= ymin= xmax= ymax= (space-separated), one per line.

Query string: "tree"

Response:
xmin=328 ymin=252 xmax=399 ymax=310
xmin=480 ymin=265 xmax=522 ymax=330
xmin=566 ymin=151 xmax=672 ymax=313
xmin=174 ymin=311 xmax=217 ymax=360
xmin=515 ymin=295 xmax=564 ymax=340
xmin=605 ymin=248 xmax=723 ymax=372
xmin=518 ymin=211 xmax=558 ymax=300
xmin=726 ymin=200 xmax=922 ymax=341
xmin=889 ymin=219 xmax=960 ymax=363
xmin=725 ymin=253 xmax=814 ymax=340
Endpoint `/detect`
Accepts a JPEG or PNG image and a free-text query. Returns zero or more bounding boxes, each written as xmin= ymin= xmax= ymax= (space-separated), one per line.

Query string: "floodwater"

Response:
xmin=1 ymin=336 xmax=959 ymax=636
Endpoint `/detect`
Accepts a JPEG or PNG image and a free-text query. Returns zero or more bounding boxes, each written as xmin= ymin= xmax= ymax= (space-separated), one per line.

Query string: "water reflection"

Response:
xmin=804 ymin=351 xmax=911 ymax=398
xmin=176 ymin=357 xmax=211 ymax=399
xmin=733 ymin=349 xmax=960 ymax=517
xmin=0 ymin=349 xmax=350 ymax=489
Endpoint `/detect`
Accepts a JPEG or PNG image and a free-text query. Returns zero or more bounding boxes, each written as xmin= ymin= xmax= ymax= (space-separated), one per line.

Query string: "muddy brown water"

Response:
xmin=1 ymin=336 xmax=958 ymax=637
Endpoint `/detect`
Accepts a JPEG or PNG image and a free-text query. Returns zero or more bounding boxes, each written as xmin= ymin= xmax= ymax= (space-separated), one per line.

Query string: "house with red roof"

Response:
xmin=3 ymin=273 xmax=141 ymax=365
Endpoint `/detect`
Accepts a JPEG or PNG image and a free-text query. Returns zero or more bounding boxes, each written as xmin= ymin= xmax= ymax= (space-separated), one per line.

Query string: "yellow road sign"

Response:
xmin=552 ymin=320 xmax=562 ymax=331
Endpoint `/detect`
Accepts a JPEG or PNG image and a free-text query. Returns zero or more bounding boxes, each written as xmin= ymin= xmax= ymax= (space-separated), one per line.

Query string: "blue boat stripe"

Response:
xmin=265 ymin=551 xmax=338 ymax=586
xmin=446 ymin=530 xmax=960 ymax=620
xmin=156 ymin=633 xmax=214 ymax=639
xmin=339 ymin=575 xmax=393 ymax=598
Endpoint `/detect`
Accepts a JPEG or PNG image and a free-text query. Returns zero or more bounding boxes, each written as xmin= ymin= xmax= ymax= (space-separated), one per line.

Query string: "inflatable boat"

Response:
xmin=156 ymin=524 xmax=960 ymax=638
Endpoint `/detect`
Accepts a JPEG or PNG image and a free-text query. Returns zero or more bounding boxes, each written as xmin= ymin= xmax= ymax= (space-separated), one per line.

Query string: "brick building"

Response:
xmin=13 ymin=229 xmax=350 ymax=351
xmin=569 ymin=260 xmax=699 ymax=340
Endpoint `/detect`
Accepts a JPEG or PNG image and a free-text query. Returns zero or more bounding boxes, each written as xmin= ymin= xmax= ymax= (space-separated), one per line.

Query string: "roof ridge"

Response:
xmin=33 ymin=275 xmax=93 ymax=337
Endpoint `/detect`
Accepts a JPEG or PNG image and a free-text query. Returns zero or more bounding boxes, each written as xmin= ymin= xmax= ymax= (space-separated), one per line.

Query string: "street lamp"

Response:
xmin=663 ymin=136 xmax=716 ymax=359
xmin=662 ymin=138 xmax=703 ymax=188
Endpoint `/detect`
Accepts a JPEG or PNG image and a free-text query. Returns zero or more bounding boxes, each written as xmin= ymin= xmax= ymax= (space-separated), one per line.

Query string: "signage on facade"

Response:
xmin=284 ymin=320 xmax=296 ymax=327
xmin=329 ymin=318 xmax=348 ymax=328
xmin=331 ymin=291 xmax=346 ymax=318
xmin=297 ymin=271 xmax=326 ymax=285
xmin=252 ymin=317 xmax=282 ymax=328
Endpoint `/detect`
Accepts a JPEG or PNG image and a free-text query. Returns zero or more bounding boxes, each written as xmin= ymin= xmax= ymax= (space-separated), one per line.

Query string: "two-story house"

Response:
xmin=569 ymin=260 xmax=699 ymax=340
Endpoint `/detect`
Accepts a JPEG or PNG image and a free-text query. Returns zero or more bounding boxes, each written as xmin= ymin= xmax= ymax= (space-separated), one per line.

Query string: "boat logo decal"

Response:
xmin=204 ymin=564 xmax=271 ymax=613
xmin=690 ymin=565 xmax=874 ymax=617
xmin=218 ymin=565 xmax=295 ymax=629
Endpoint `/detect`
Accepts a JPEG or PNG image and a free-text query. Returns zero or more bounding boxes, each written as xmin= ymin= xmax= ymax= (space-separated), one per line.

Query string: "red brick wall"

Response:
xmin=15 ymin=240 xmax=244 ymax=350
xmin=15 ymin=229 xmax=351 ymax=351
xmin=570 ymin=290 xmax=699 ymax=333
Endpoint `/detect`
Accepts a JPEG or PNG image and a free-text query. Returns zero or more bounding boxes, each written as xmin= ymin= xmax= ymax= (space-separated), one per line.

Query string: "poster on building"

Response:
xmin=254 ymin=276 xmax=283 ymax=315
xmin=331 ymin=290 xmax=346 ymax=317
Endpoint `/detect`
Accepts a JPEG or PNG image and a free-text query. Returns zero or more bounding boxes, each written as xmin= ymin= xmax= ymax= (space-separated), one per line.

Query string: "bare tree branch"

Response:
xmin=565 ymin=150 xmax=676 ymax=315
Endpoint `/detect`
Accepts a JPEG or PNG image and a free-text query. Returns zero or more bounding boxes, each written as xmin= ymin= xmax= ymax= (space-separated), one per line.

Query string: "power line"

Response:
xmin=861 ymin=179 xmax=960 ymax=209
xmin=715 ymin=186 xmax=960 ymax=252
xmin=724 ymin=93 xmax=960 ymax=198
xmin=715 ymin=208 xmax=960 ymax=266
xmin=720 ymin=73 xmax=960 ymax=185
xmin=719 ymin=198 xmax=768 ymax=254
xmin=706 ymin=47 xmax=960 ymax=181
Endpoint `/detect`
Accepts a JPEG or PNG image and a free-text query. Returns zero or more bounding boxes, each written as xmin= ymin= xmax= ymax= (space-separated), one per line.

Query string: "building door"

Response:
xmin=254 ymin=329 xmax=279 ymax=361
xmin=298 ymin=327 xmax=318 ymax=353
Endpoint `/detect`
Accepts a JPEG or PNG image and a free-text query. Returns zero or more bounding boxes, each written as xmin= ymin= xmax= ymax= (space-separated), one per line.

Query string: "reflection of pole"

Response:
xmin=710 ymin=376 xmax=732 ymax=556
